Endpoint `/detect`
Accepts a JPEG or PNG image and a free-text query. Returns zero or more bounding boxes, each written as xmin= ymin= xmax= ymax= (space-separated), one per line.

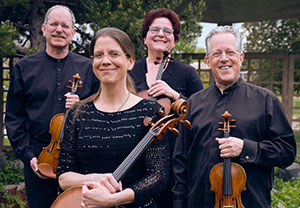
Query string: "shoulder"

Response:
xmin=241 ymin=81 xmax=278 ymax=100
xmin=172 ymin=59 xmax=195 ymax=71
xmin=188 ymin=85 xmax=213 ymax=101
xmin=130 ymin=58 xmax=146 ymax=75
xmin=69 ymin=52 xmax=92 ymax=64
xmin=15 ymin=51 xmax=44 ymax=66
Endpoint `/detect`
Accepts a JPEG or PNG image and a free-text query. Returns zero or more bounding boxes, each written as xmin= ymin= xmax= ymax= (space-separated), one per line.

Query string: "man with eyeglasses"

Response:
xmin=5 ymin=5 xmax=99 ymax=208
xmin=173 ymin=26 xmax=296 ymax=208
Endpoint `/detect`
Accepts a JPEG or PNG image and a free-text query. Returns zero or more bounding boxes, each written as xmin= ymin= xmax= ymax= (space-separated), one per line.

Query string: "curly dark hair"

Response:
xmin=141 ymin=8 xmax=181 ymax=42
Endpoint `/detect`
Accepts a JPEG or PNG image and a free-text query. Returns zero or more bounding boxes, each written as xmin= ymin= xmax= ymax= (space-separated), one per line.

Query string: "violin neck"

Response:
xmin=223 ymin=130 xmax=232 ymax=196
xmin=155 ymin=56 xmax=167 ymax=81
xmin=112 ymin=128 xmax=159 ymax=182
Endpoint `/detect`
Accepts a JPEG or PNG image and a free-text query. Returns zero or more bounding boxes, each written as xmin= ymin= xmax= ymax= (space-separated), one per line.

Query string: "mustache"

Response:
xmin=51 ymin=33 xmax=66 ymax=39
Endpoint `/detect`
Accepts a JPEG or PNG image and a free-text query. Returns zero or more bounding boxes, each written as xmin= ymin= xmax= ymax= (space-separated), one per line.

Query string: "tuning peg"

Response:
xmin=218 ymin=128 xmax=224 ymax=131
xmin=230 ymin=125 xmax=236 ymax=128
xmin=218 ymin=122 xmax=224 ymax=125
xmin=68 ymin=80 xmax=72 ymax=84
xmin=170 ymin=128 xmax=180 ymax=136
xmin=157 ymin=109 xmax=165 ymax=117
xmin=163 ymin=51 xmax=169 ymax=56
xmin=66 ymin=86 xmax=72 ymax=89
xmin=183 ymin=120 xmax=191 ymax=129
xmin=78 ymin=85 xmax=83 ymax=89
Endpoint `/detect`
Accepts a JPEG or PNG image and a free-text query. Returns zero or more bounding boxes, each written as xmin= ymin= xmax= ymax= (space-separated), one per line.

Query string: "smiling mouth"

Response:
xmin=219 ymin=66 xmax=231 ymax=70
xmin=52 ymin=35 xmax=66 ymax=39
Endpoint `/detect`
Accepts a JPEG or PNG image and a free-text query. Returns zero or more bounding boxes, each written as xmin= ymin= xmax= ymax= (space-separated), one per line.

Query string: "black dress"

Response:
xmin=57 ymin=99 xmax=169 ymax=208
xmin=129 ymin=58 xmax=203 ymax=207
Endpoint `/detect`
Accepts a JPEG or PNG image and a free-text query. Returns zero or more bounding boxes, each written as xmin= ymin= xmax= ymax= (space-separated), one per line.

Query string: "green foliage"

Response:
xmin=271 ymin=177 xmax=300 ymax=208
xmin=0 ymin=165 xmax=23 ymax=185
xmin=0 ymin=183 xmax=26 ymax=208
xmin=0 ymin=153 xmax=26 ymax=207
xmin=82 ymin=0 xmax=205 ymax=58
xmin=243 ymin=18 xmax=300 ymax=53
xmin=0 ymin=21 xmax=20 ymax=56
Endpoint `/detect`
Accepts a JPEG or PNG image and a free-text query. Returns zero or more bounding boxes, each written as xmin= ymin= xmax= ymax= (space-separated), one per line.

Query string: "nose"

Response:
xmin=101 ymin=54 xmax=112 ymax=64
xmin=220 ymin=51 xmax=229 ymax=61
xmin=56 ymin=25 xmax=63 ymax=32
xmin=157 ymin=29 xmax=165 ymax=37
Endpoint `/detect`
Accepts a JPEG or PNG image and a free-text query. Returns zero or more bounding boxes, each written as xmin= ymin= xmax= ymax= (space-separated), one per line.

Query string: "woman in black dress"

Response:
xmin=57 ymin=27 xmax=169 ymax=208
xmin=129 ymin=8 xmax=203 ymax=207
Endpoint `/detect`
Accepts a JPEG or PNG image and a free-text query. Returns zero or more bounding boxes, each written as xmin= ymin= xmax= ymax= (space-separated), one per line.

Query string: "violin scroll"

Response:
xmin=217 ymin=111 xmax=236 ymax=133
xmin=144 ymin=99 xmax=190 ymax=140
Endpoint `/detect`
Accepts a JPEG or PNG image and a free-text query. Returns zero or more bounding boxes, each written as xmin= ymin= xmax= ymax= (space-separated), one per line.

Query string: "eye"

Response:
xmin=61 ymin=24 xmax=70 ymax=29
xmin=226 ymin=50 xmax=236 ymax=56
xmin=212 ymin=52 xmax=222 ymax=57
xmin=94 ymin=52 xmax=103 ymax=58
xmin=110 ymin=51 xmax=120 ymax=58
xmin=49 ymin=22 xmax=58 ymax=27
xmin=150 ymin=26 xmax=160 ymax=32
xmin=163 ymin=28 xmax=173 ymax=36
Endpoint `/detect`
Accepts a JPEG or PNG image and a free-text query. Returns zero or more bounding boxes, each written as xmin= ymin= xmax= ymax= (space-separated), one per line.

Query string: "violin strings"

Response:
xmin=113 ymin=128 xmax=158 ymax=181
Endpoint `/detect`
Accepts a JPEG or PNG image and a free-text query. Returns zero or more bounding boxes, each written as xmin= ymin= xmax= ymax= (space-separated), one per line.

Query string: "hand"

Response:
xmin=30 ymin=157 xmax=49 ymax=179
xmin=216 ymin=137 xmax=244 ymax=158
xmin=148 ymin=80 xmax=180 ymax=100
xmin=64 ymin=92 xmax=80 ymax=109
xmin=81 ymin=181 xmax=120 ymax=208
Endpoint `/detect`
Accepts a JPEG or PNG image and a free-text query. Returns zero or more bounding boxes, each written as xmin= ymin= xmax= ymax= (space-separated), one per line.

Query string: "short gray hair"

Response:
xmin=44 ymin=5 xmax=76 ymax=28
xmin=205 ymin=25 xmax=242 ymax=56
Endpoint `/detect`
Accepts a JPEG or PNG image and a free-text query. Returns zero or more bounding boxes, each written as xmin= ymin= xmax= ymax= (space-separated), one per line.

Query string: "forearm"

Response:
xmin=59 ymin=172 xmax=104 ymax=190
xmin=114 ymin=188 xmax=135 ymax=206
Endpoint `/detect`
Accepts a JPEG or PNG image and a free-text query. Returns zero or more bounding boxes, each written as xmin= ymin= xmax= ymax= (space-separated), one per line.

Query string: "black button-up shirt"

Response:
xmin=173 ymin=78 xmax=296 ymax=208
xmin=5 ymin=50 xmax=99 ymax=164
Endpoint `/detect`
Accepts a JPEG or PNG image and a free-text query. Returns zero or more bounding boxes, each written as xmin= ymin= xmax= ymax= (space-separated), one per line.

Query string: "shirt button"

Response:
xmin=58 ymin=97 xmax=62 ymax=101
xmin=58 ymin=82 xmax=61 ymax=86
xmin=57 ymin=68 xmax=61 ymax=72
xmin=245 ymin=156 xmax=250 ymax=160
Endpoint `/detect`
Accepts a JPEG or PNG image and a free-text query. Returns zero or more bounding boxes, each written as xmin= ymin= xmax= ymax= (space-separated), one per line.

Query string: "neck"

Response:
xmin=46 ymin=46 xmax=69 ymax=59
xmin=96 ymin=84 xmax=130 ymax=112
xmin=147 ymin=50 xmax=165 ymax=63
xmin=216 ymin=80 xmax=238 ymax=94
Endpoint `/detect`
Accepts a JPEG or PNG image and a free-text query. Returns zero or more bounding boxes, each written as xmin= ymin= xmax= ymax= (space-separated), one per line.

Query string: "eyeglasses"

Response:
xmin=209 ymin=50 xmax=239 ymax=58
xmin=93 ymin=51 xmax=129 ymax=60
xmin=149 ymin=26 xmax=174 ymax=36
xmin=46 ymin=22 xmax=72 ymax=30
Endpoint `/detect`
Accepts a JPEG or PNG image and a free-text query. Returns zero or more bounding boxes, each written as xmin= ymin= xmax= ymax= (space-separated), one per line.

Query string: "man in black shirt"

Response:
xmin=5 ymin=5 xmax=99 ymax=208
xmin=173 ymin=26 xmax=296 ymax=208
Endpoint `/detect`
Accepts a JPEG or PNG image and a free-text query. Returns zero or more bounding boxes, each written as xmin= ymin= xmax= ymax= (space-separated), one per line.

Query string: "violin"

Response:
xmin=50 ymin=98 xmax=191 ymax=208
xmin=38 ymin=73 xmax=82 ymax=179
xmin=137 ymin=51 xmax=173 ymax=114
xmin=209 ymin=111 xmax=246 ymax=208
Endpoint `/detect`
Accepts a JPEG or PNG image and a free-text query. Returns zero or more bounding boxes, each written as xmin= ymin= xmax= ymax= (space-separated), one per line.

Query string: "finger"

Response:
xmin=64 ymin=92 xmax=71 ymax=97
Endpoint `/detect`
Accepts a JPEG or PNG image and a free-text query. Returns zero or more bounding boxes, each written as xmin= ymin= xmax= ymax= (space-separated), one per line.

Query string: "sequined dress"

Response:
xmin=57 ymin=99 xmax=169 ymax=208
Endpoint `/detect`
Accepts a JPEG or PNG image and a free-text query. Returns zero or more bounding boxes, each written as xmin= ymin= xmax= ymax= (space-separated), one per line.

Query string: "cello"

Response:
xmin=137 ymin=51 xmax=173 ymax=114
xmin=50 ymin=99 xmax=191 ymax=208
xmin=209 ymin=111 xmax=246 ymax=208
xmin=37 ymin=73 xmax=82 ymax=179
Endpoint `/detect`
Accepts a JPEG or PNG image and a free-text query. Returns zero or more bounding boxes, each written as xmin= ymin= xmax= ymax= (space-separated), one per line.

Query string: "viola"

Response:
xmin=50 ymin=98 xmax=191 ymax=208
xmin=38 ymin=73 xmax=82 ymax=179
xmin=137 ymin=51 xmax=173 ymax=114
xmin=209 ymin=111 xmax=246 ymax=208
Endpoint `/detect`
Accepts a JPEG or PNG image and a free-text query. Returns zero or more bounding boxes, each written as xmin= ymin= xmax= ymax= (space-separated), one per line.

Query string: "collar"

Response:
xmin=215 ymin=77 xmax=243 ymax=95
xmin=44 ymin=50 xmax=70 ymax=63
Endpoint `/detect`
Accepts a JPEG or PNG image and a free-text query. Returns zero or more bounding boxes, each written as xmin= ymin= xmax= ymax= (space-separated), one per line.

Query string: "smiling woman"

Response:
xmin=56 ymin=27 xmax=170 ymax=208
xmin=129 ymin=8 xmax=204 ymax=208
